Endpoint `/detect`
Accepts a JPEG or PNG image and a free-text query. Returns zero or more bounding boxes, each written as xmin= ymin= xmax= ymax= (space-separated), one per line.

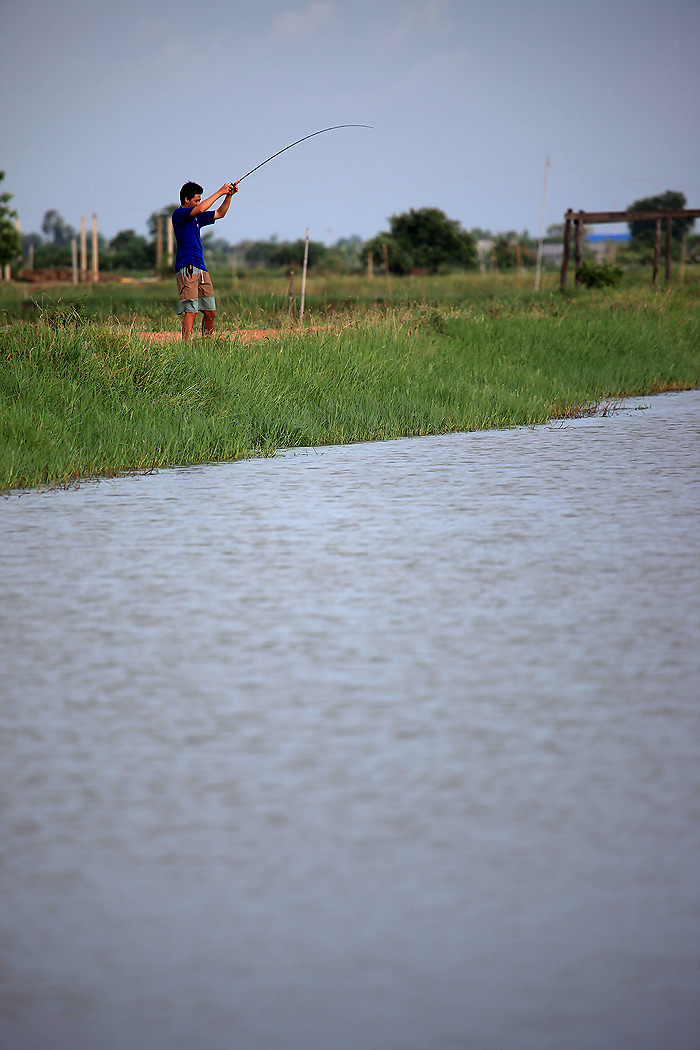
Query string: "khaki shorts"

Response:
xmin=176 ymin=266 xmax=216 ymax=314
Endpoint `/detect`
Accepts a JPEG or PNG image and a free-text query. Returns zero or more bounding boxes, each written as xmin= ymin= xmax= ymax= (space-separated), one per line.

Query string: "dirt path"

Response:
xmin=142 ymin=327 xmax=327 ymax=344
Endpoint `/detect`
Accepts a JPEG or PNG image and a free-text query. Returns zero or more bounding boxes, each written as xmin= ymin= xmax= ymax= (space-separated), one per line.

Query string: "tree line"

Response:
xmin=0 ymin=175 xmax=697 ymax=276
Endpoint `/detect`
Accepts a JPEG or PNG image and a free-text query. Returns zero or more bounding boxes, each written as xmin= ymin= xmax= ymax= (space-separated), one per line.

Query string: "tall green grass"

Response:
xmin=4 ymin=265 xmax=700 ymax=329
xmin=1 ymin=283 xmax=699 ymax=489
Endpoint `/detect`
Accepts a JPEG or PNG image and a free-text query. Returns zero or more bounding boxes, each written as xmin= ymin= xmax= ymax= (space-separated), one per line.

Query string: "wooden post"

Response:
xmin=560 ymin=210 xmax=572 ymax=290
xmin=367 ymin=252 xmax=373 ymax=279
xmin=156 ymin=215 xmax=163 ymax=270
xmin=680 ymin=236 xmax=686 ymax=284
xmin=514 ymin=238 xmax=521 ymax=291
xmin=91 ymin=214 xmax=99 ymax=283
xmin=652 ymin=218 xmax=661 ymax=288
xmin=2 ymin=264 xmax=9 ymax=282
xmin=80 ymin=216 xmax=87 ymax=282
xmin=232 ymin=252 xmax=238 ymax=287
xmin=382 ymin=240 xmax=391 ymax=297
xmin=166 ymin=217 xmax=174 ymax=268
xmin=28 ymin=243 xmax=34 ymax=271
xmin=574 ymin=213 xmax=584 ymax=287
xmin=300 ymin=227 xmax=310 ymax=323
xmin=71 ymin=238 xmax=78 ymax=285
xmin=287 ymin=269 xmax=294 ymax=315
xmin=665 ymin=215 xmax=672 ymax=284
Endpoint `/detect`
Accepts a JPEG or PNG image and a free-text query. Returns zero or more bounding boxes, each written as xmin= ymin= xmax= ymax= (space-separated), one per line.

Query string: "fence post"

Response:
xmin=652 ymin=218 xmax=661 ymax=287
xmin=91 ymin=214 xmax=99 ymax=283
xmin=80 ymin=216 xmax=87 ymax=282
xmin=574 ymin=213 xmax=584 ymax=287
xmin=665 ymin=215 xmax=672 ymax=284
xmin=300 ymin=227 xmax=310 ymax=322
xmin=287 ymin=269 xmax=294 ymax=315
xmin=680 ymin=236 xmax=686 ymax=283
xmin=156 ymin=215 xmax=163 ymax=270
xmin=71 ymin=238 xmax=78 ymax=285
xmin=560 ymin=210 xmax=572 ymax=290
xmin=382 ymin=241 xmax=391 ymax=297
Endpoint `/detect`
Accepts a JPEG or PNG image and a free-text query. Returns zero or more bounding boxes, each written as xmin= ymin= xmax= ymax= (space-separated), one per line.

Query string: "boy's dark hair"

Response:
xmin=180 ymin=181 xmax=203 ymax=205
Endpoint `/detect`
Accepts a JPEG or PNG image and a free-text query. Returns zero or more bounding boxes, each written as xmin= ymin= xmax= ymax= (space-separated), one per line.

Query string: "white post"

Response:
xmin=166 ymin=216 xmax=174 ymax=268
xmin=300 ymin=227 xmax=310 ymax=322
xmin=534 ymin=155 xmax=550 ymax=291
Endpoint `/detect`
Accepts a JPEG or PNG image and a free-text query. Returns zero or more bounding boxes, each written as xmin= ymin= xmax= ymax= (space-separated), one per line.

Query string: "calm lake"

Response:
xmin=2 ymin=389 xmax=699 ymax=1050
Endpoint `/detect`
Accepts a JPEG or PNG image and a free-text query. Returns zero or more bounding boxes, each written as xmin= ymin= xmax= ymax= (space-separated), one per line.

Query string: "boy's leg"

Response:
xmin=202 ymin=310 xmax=216 ymax=335
xmin=181 ymin=312 xmax=196 ymax=339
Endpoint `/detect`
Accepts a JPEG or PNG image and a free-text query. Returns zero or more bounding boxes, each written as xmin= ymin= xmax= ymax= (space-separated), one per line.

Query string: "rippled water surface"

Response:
xmin=2 ymin=390 xmax=699 ymax=1050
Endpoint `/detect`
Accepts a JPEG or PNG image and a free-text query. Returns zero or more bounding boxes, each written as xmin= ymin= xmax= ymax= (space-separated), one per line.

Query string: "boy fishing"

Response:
xmin=172 ymin=180 xmax=239 ymax=339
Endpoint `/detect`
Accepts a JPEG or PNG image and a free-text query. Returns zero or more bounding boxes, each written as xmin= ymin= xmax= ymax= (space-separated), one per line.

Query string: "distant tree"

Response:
xmin=334 ymin=235 xmax=364 ymax=270
xmin=469 ymin=227 xmax=494 ymax=241
xmin=545 ymin=222 xmax=566 ymax=241
xmin=40 ymin=209 xmax=76 ymax=246
xmin=0 ymin=172 xmax=22 ymax=269
xmin=107 ymin=229 xmax=154 ymax=271
xmin=268 ymin=238 xmax=327 ymax=269
xmin=364 ymin=233 xmax=413 ymax=275
xmin=492 ymin=231 xmax=536 ymax=270
xmin=367 ymin=208 xmax=477 ymax=274
xmin=242 ymin=238 xmax=283 ymax=269
xmin=627 ymin=190 xmax=694 ymax=248
xmin=199 ymin=234 xmax=234 ymax=266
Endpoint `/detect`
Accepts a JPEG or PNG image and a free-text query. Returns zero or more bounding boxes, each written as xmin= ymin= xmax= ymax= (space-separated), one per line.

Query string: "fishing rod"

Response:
xmin=234 ymin=124 xmax=372 ymax=185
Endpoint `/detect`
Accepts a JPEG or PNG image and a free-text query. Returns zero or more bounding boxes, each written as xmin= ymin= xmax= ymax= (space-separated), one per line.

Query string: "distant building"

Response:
xmin=539 ymin=243 xmax=563 ymax=265
xmin=586 ymin=231 xmax=631 ymax=263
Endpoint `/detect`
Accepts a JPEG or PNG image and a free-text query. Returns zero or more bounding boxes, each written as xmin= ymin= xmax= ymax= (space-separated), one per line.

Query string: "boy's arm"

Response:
xmin=214 ymin=182 xmax=239 ymax=220
xmin=189 ymin=183 xmax=237 ymax=218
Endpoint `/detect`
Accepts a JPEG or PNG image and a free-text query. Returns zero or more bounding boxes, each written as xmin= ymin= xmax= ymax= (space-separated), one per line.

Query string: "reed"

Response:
xmin=1 ymin=281 xmax=699 ymax=490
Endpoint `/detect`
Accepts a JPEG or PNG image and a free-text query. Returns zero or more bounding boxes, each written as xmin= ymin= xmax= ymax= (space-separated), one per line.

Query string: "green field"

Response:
xmin=1 ymin=269 xmax=699 ymax=490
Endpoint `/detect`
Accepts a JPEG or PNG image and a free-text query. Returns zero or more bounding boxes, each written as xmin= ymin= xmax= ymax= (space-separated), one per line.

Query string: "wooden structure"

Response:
xmin=560 ymin=208 xmax=700 ymax=289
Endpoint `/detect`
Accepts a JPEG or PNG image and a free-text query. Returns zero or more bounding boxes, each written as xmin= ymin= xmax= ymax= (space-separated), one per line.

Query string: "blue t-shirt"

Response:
xmin=172 ymin=208 xmax=216 ymax=271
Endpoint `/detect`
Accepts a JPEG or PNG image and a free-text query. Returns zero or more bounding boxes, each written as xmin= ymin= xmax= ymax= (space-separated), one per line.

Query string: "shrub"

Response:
xmin=577 ymin=261 xmax=623 ymax=289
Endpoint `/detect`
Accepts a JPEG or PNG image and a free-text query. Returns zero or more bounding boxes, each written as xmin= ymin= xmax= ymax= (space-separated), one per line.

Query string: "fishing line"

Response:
xmin=234 ymin=124 xmax=373 ymax=184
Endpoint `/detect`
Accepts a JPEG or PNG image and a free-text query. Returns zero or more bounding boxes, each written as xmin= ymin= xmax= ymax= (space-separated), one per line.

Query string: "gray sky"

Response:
xmin=1 ymin=0 xmax=698 ymax=245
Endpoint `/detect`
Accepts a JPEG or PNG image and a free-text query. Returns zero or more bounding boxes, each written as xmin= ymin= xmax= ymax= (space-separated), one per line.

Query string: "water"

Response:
xmin=2 ymin=390 xmax=699 ymax=1050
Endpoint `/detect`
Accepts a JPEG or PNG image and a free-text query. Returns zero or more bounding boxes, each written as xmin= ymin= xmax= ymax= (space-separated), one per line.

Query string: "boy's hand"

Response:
xmin=222 ymin=182 xmax=238 ymax=196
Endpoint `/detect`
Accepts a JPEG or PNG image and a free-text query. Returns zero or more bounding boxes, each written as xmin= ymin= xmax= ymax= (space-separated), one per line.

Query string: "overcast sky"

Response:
xmin=1 ymin=0 xmax=698 ymax=246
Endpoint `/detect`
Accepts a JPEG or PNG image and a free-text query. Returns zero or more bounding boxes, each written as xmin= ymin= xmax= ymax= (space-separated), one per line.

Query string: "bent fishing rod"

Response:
xmin=233 ymin=124 xmax=372 ymax=185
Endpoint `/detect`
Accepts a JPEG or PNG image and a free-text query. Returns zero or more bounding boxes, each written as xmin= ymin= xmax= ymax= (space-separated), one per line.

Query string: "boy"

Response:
xmin=172 ymin=180 xmax=239 ymax=339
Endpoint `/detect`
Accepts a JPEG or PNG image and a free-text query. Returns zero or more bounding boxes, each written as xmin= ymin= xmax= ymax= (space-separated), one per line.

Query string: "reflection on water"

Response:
xmin=1 ymin=390 xmax=699 ymax=1050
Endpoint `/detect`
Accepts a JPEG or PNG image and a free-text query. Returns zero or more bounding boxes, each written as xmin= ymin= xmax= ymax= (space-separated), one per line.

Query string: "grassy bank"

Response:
xmin=1 ymin=282 xmax=699 ymax=490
